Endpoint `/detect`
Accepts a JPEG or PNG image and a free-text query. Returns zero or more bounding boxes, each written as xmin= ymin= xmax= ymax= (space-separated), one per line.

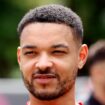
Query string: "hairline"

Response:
xmin=17 ymin=4 xmax=83 ymax=44
xmin=20 ymin=22 xmax=82 ymax=47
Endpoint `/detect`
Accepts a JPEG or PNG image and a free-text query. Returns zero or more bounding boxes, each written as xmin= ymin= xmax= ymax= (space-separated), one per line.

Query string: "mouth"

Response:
xmin=33 ymin=74 xmax=56 ymax=84
xmin=34 ymin=74 xmax=56 ymax=79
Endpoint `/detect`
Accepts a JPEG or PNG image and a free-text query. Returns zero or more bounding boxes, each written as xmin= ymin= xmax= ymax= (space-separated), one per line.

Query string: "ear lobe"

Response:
xmin=78 ymin=44 xmax=88 ymax=69
xmin=17 ymin=47 xmax=21 ymax=65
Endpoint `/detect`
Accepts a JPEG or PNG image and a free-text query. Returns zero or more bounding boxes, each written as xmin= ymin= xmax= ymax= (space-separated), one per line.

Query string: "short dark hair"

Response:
xmin=17 ymin=4 xmax=83 ymax=43
xmin=87 ymin=40 xmax=105 ymax=70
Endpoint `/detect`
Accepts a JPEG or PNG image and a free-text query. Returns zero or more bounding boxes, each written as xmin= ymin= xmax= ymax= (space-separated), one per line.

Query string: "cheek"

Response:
xmin=98 ymin=72 xmax=105 ymax=82
xmin=20 ymin=59 xmax=36 ymax=82
xmin=54 ymin=57 xmax=78 ymax=79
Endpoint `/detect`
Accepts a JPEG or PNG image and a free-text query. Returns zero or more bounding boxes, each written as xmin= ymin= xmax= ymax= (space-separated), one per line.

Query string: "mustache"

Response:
xmin=33 ymin=68 xmax=54 ymax=74
xmin=32 ymin=68 xmax=59 ymax=79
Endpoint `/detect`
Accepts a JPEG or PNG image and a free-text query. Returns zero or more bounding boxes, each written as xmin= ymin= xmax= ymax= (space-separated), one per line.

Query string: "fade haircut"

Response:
xmin=17 ymin=4 xmax=83 ymax=43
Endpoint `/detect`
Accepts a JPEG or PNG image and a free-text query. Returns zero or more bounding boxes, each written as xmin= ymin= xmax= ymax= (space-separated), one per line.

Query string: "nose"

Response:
xmin=35 ymin=53 xmax=53 ymax=70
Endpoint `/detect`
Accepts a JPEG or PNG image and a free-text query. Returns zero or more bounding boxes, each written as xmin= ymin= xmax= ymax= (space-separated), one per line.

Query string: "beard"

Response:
xmin=21 ymin=68 xmax=77 ymax=101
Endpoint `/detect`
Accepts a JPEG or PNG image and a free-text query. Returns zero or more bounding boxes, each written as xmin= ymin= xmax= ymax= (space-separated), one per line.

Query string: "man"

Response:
xmin=17 ymin=4 xmax=88 ymax=105
xmin=85 ymin=40 xmax=105 ymax=105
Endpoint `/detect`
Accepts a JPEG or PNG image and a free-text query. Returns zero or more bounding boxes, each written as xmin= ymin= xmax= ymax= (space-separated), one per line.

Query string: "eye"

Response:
xmin=24 ymin=51 xmax=37 ymax=57
xmin=52 ymin=50 xmax=67 ymax=55
xmin=24 ymin=51 xmax=33 ymax=54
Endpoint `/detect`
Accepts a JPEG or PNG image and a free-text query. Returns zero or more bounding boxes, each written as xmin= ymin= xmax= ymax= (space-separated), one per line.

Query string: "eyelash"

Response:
xmin=52 ymin=50 xmax=67 ymax=54
xmin=23 ymin=50 xmax=67 ymax=57
xmin=24 ymin=51 xmax=35 ymax=55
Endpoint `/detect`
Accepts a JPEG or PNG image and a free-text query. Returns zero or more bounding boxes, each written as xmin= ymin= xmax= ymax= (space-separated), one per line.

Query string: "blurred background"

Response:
xmin=0 ymin=0 xmax=105 ymax=104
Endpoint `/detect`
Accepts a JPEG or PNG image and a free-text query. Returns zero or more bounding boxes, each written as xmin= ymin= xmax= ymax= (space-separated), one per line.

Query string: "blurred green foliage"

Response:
xmin=0 ymin=0 xmax=105 ymax=78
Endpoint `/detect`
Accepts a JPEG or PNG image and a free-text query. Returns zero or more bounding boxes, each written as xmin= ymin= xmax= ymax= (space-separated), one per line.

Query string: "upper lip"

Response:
xmin=33 ymin=74 xmax=56 ymax=79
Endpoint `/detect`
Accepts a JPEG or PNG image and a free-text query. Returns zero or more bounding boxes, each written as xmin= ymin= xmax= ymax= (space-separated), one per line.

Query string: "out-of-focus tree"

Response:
xmin=70 ymin=0 xmax=105 ymax=45
xmin=0 ymin=0 xmax=105 ymax=78
xmin=0 ymin=0 xmax=25 ymax=78
xmin=68 ymin=0 xmax=105 ymax=76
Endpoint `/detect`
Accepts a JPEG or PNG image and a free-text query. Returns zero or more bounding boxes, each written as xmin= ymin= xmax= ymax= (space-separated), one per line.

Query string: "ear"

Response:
xmin=78 ymin=44 xmax=88 ymax=69
xmin=17 ymin=46 xmax=21 ymax=66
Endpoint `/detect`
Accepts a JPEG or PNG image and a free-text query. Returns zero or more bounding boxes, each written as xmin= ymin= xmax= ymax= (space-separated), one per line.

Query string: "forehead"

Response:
xmin=91 ymin=60 xmax=105 ymax=71
xmin=20 ymin=23 xmax=77 ymax=48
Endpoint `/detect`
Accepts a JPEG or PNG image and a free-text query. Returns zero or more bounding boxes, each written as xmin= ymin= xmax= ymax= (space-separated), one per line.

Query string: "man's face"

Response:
xmin=90 ymin=60 xmax=105 ymax=104
xmin=91 ymin=60 xmax=105 ymax=88
xmin=17 ymin=23 xmax=86 ymax=100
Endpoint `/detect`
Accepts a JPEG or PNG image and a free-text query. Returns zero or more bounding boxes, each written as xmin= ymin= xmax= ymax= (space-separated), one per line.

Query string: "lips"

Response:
xmin=32 ymin=74 xmax=56 ymax=84
xmin=33 ymin=74 xmax=56 ymax=79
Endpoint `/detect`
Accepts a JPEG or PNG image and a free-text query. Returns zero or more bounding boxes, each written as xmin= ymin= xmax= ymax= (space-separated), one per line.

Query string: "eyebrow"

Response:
xmin=22 ymin=45 xmax=37 ymax=49
xmin=51 ymin=44 xmax=69 ymax=49
xmin=21 ymin=44 xmax=69 ymax=50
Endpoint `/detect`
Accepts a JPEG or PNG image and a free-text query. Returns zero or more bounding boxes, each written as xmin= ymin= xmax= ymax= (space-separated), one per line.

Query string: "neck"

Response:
xmin=29 ymin=85 xmax=76 ymax=105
